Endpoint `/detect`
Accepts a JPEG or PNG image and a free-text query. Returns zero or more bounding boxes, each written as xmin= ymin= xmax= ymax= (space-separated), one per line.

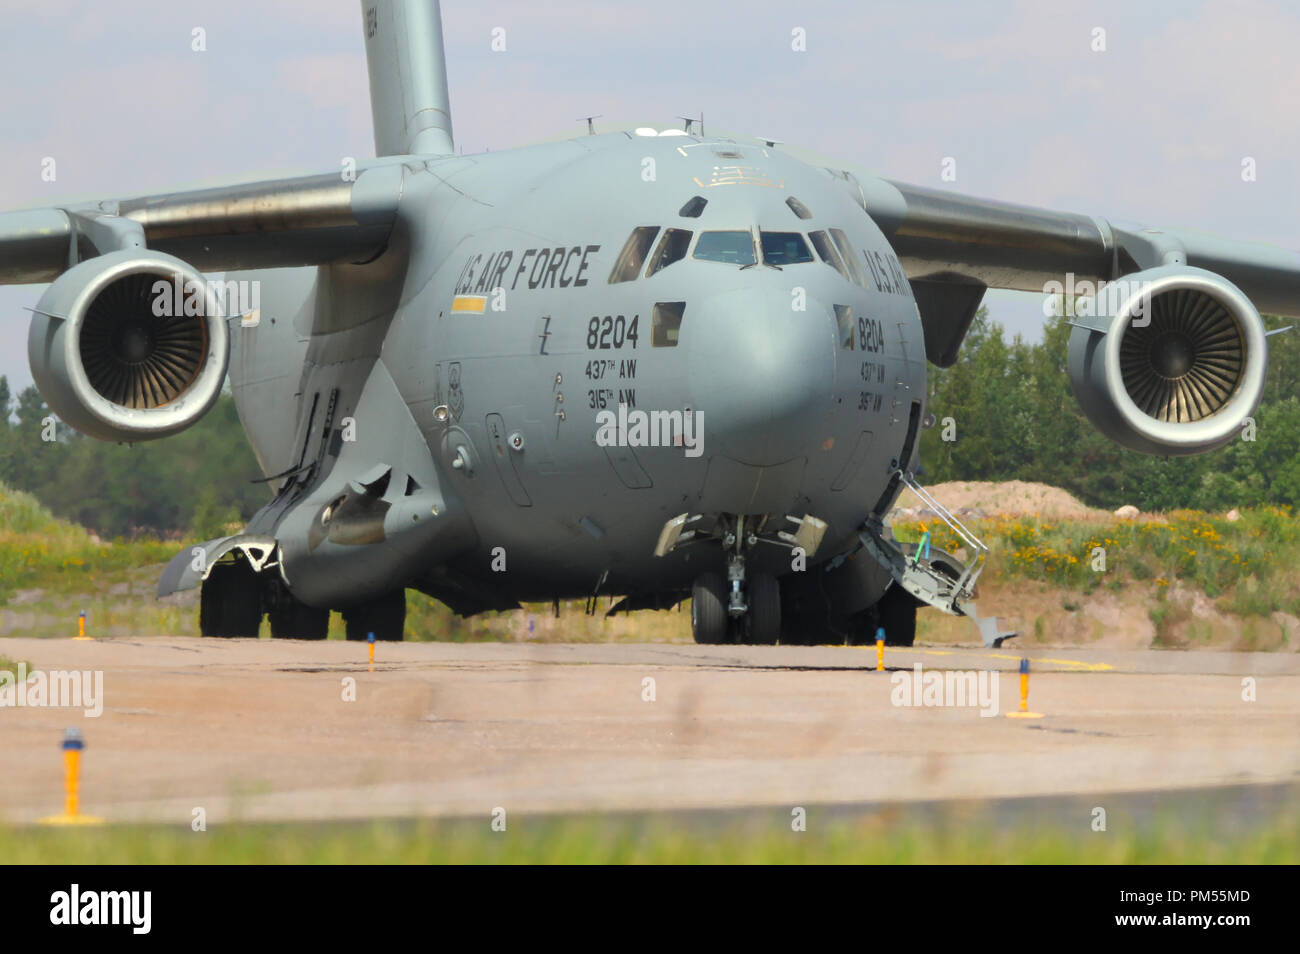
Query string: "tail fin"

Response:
xmin=361 ymin=0 xmax=454 ymax=156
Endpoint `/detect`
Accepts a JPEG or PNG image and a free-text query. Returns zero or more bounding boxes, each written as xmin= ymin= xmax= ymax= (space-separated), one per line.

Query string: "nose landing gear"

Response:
xmin=743 ymin=570 xmax=780 ymax=645
xmin=690 ymin=572 xmax=729 ymax=644
xmin=689 ymin=516 xmax=782 ymax=645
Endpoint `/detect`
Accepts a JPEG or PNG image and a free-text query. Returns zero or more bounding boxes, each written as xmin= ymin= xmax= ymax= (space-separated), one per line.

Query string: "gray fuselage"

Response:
xmin=230 ymin=131 xmax=925 ymax=612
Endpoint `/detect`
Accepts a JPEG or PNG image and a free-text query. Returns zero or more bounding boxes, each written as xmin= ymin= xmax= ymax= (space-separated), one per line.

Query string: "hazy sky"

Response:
xmin=2 ymin=0 xmax=1298 ymax=391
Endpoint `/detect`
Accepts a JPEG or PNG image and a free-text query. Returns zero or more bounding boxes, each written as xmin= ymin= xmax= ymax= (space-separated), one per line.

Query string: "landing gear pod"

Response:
xmin=27 ymin=249 xmax=229 ymax=442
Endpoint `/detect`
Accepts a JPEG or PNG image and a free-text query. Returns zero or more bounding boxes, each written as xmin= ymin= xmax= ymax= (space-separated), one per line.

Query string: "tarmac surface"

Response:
xmin=1 ymin=637 xmax=1297 ymax=825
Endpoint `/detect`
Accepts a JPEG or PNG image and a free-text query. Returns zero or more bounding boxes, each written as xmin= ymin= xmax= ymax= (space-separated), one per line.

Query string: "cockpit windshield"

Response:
xmin=611 ymin=226 xmax=833 ymax=278
xmin=760 ymin=231 xmax=813 ymax=266
xmin=693 ymin=231 xmax=757 ymax=266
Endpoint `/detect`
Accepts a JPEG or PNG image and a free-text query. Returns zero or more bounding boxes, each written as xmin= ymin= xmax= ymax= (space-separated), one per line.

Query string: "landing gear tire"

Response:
xmin=877 ymin=584 xmax=918 ymax=647
xmin=691 ymin=572 xmax=729 ymax=645
xmin=199 ymin=561 xmax=262 ymax=638
xmin=745 ymin=572 xmax=781 ymax=645
xmin=344 ymin=590 xmax=407 ymax=641
xmin=269 ymin=599 xmax=329 ymax=640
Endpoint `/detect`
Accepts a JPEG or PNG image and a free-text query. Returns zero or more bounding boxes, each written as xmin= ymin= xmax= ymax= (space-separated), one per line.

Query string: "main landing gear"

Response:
xmin=199 ymin=559 xmax=263 ymax=638
xmin=342 ymin=589 xmax=407 ymax=642
xmin=198 ymin=554 xmax=407 ymax=641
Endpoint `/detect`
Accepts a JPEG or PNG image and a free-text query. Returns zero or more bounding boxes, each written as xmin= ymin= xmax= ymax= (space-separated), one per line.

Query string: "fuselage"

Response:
xmin=232 ymin=130 xmax=926 ymax=609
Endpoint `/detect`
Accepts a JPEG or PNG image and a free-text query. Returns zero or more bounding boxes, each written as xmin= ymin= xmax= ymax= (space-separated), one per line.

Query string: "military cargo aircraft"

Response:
xmin=3 ymin=1 xmax=1298 ymax=647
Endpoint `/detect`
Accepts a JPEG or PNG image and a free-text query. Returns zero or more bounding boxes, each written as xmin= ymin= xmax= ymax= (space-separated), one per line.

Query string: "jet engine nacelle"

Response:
xmin=27 ymin=249 xmax=229 ymax=442
xmin=1066 ymin=265 xmax=1267 ymax=456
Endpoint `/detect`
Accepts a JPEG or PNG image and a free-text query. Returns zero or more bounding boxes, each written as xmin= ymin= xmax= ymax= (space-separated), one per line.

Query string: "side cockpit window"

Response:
xmin=829 ymin=228 xmax=870 ymax=288
xmin=693 ymin=230 xmax=756 ymax=266
xmin=808 ymin=230 xmax=849 ymax=281
xmin=646 ymin=228 xmax=692 ymax=277
xmin=608 ymin=226 xmax=660 ymax=284
xmin=760 ymin=231 xmax=813 ymax=266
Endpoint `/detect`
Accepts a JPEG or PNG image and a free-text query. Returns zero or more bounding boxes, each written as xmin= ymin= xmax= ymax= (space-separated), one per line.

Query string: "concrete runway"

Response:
xmin=1 ymin=637 xmax=1297 ymax=825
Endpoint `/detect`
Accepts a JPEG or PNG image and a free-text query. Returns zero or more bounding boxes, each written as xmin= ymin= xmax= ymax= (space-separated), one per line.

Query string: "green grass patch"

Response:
xmin=1 ymin=479 xmax=691 ymax=641
xmin=0 ymin=484 xmax=175 ymax=605
xmin=895 ymin=506 xmax=1300 ymax=617
xmin=6 ymin=472 xmax=1297 ymax=643
xmin=2 ymin=808 xmax=1296 ymax=864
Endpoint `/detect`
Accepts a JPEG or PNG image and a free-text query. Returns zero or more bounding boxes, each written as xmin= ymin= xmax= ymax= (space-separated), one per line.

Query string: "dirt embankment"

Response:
xmin=891 ymin=480 xmax=1106 ymax=520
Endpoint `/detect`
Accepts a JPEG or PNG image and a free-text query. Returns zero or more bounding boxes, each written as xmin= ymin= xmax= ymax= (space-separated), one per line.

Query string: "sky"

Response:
xmin=1 ymin=0 xmax=1298 ymax=391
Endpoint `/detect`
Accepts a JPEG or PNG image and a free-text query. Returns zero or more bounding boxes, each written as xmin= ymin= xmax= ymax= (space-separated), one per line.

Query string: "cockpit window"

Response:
xmin=834 ymin=304 xmax=855 ymax=350
xmin=760 ymin=231 xmax=813 ymax=266
xmin=829 ymin=228 xmax=870 ymax=288
xmin=679 ymin=196 xmax=707 ymax=218
xmin=693 ymin=230 xmax=756 ymax=265
xmin=785 ymin=196 xmax=812 ymax=220
xmin=808 ymin=230 xmax=849 ymax=281
xmin=609 ymin=226 xmax=659 ymax=284
xmin=645 ymin=228 xmax=692 ymax=277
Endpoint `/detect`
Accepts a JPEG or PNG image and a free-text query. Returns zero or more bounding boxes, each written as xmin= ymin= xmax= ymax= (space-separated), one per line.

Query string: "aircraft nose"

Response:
xmin=685 ymin=286 xmax=837 ymax=465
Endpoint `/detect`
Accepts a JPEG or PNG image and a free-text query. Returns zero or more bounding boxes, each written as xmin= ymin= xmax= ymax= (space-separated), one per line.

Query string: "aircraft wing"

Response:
xmin=832 ymin=173 xmax=1300 ymax=366
xmin=1 ymin=161 xmax=411 ymax=444
xmin=0 ymin=162 xmax=408 ymax=284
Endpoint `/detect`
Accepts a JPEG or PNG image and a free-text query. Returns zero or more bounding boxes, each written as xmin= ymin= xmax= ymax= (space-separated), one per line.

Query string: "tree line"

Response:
xmin=918 ymin=310 xmax=1300 ymax=512
xmin=0 ymin=382 xmax=268 ymax=538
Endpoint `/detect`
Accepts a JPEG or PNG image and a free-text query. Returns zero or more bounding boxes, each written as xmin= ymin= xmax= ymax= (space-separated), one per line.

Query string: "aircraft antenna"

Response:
xmin=678 ymin=113 xmax=705 ymax=136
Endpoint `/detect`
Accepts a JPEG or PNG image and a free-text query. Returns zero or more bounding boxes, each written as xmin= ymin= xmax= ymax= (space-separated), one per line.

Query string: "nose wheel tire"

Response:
xmin=744 ymin=572 xmax=780 ymax=645
xmin=691 ymin=573 xmax=729 ymax=644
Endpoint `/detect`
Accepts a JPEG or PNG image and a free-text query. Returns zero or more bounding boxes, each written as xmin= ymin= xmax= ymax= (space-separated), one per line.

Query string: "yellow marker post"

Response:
xmin=1005 ymin=658 xmax=1044 ymax=719
xmin=74 ymin=610 xmax=90 ymax=641
xmin=875 ymin=627 xmax=885 ymax=672
xmin=38 ymin=728 xmax=104 ymax=825
xmin=368 ymin=632 xmax=375 ymax=672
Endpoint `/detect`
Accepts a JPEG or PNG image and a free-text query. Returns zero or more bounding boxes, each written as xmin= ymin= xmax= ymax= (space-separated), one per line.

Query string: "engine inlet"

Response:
xmin=79 ymin=272 xmax=208 ymax=409
xmin=1119 ymin=288 xmax=1244 ymax=423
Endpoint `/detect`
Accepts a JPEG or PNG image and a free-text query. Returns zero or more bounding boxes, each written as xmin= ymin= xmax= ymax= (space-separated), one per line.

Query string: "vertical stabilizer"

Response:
xmin=361 ymin=0 xmax=454 ymax=156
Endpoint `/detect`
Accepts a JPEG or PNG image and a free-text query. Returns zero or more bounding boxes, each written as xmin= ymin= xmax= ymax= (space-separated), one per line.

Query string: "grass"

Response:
xmin=0 ymin=484 xmax=174 ymax=605
xmin=5 ymin=475 xmax=1299 ymax=646
xmin=2 ymin=806 xmax=1296 ymax=863
xmin=896 ymin=506 xmax=1300 ymax=619
xmin=0 ymin=480 xmax=692 ymax=641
